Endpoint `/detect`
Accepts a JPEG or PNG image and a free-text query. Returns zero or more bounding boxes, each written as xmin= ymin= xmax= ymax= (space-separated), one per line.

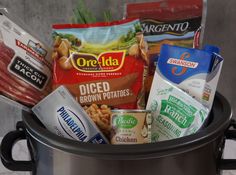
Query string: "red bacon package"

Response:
xmin=0 ymin=10 xmax=52 ymax=106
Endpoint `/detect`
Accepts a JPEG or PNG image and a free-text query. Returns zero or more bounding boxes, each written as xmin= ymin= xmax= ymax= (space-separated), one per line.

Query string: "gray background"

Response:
xmin=0 ymin=0 xmax=235 ymax=174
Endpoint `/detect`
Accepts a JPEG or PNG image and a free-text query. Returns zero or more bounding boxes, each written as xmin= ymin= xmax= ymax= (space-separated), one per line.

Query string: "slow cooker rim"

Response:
xmin=22 ymin=92 xmax=232 ymax=159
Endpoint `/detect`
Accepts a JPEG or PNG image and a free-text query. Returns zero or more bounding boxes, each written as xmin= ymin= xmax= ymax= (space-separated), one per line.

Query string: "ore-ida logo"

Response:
xmin=167 ymin=52 xmax=199 ymax=76
xmin=70 ymin=50 xmax=126 ymax=72
xmin=57 ymin=106 xmax=88 ymax=141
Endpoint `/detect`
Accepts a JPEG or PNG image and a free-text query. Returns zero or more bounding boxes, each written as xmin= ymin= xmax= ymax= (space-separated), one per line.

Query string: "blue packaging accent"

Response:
xmin=154 ymin=55 xmax=159 ymax=64
xmin=158 ymin=44 xmax=215 ymax=84
xmin=88 ymin=133 xmax=107 ymax=144
xmin=203 ymin=45 xmax=220 ymax=54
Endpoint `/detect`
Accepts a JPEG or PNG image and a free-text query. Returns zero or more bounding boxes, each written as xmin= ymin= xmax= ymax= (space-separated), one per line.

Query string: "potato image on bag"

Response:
xmin=83 ymin=104 xmax=112 ymax=138
xmin=57 ymin=41 xmax=69 ymax=57
xmin=53 ymin=36 xmax=62 ymax=47
xmin=61 ymin=39 xmax=71 ymax=49
xmin=58 ymin=56 xmax=73 ymax=70
xmin=52 ymin=51 xmax=59 ymax=60
xmin=128 ymin=43 xmax=140 ymax=57
xmin=52 ymin=34 xmax=76 ymax=70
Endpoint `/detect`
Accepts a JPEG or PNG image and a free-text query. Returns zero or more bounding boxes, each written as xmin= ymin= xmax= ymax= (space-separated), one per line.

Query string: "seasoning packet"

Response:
xmin=32 ymin=86 xmax=109 ymax=144
xmin=146 ymin=79 xmax=209 ymax=142
xmin=52 ymin=18 xmax=147 ymax=110
xmin=125 ymin=0 xmax=206 ymax=95
xmin=157 ymin=44 xmax=223 ymax=110
xmin=110 ymin=110 xmax=152 ymax=144
xmin=0 ymin=10 xmax=52 ymax=106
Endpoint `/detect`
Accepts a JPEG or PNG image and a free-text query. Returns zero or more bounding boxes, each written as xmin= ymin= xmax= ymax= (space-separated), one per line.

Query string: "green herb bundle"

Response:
xmin=72 ymin=0 xmax=112 ymax=24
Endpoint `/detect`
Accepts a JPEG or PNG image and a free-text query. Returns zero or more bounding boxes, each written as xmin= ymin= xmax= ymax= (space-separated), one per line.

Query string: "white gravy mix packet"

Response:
xmin=146 ymin=79 xmax=209 ymax=142
xmin=32 ymin=86 xmax=108 ymax=144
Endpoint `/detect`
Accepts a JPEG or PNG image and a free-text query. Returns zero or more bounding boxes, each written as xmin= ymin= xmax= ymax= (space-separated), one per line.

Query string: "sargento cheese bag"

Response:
xmin=52 ymin=19 xmax=147 ymax=109
xmin=125 ymin=0 xmax=206 ymax=94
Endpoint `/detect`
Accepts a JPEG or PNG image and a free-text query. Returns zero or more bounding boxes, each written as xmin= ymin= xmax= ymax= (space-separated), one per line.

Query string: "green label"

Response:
xmin=115 ymin=115 xmax=138 ymax=129
xmin=160 ymin=96 xmax=195 ymax=128
xmin=168 ymin=95 xmax=197 ymax=115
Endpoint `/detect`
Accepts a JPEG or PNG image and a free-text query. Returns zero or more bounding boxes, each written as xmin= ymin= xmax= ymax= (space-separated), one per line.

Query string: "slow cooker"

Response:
xmin=1 ymin=92 xmax=235 ymax=175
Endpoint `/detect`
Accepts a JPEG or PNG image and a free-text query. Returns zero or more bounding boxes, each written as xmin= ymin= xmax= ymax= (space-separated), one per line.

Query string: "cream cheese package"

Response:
xmin=146 ymin=79 xmax=209 ymax=142
xmin=32 ymin=86 xmax=108 ymax=144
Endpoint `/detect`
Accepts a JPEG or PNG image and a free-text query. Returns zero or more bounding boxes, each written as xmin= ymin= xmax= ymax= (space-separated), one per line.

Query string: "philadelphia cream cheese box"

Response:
xmin=32 ymin=86 xmax=108 ymax=144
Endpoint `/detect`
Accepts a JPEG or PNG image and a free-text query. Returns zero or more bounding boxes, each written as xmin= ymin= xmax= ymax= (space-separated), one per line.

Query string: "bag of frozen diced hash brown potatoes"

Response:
xmin=146 ymin=79 xmax=209 ymax=142
xmin=125 ymin=0 xmax=206 ymax=95
xmin=0 ymin=10 xmax=52 ymax=106
xmin=52 ymin=18 xmax=148 ymax=110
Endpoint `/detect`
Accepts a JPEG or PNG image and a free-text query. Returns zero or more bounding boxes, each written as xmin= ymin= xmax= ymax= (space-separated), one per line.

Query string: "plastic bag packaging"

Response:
xmin=125 ymin=0 xmax=208 ymax=95
xmin=52 ymin=18 xmax=147 ymax=110
xmin=0 ymin=8 xmax=52 ymax=106
xmin=146 ymin=78 xmax=209 ymax=142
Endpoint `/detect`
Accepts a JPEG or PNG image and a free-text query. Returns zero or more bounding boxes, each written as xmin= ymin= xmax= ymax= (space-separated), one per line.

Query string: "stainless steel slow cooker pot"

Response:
xmin=1 ymin=92 xmax=235 ymax=175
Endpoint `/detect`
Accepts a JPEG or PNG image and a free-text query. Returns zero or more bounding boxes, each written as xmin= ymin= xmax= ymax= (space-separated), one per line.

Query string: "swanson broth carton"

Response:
xmin=153 ymin=44 xmax=223 ymax=110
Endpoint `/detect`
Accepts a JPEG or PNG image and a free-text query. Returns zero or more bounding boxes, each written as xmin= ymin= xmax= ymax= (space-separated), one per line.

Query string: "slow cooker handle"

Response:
xmin=0 ymin=123 xmax=33 ymax=171
xmin=220 ymin=119 xmax=236 ymax=170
